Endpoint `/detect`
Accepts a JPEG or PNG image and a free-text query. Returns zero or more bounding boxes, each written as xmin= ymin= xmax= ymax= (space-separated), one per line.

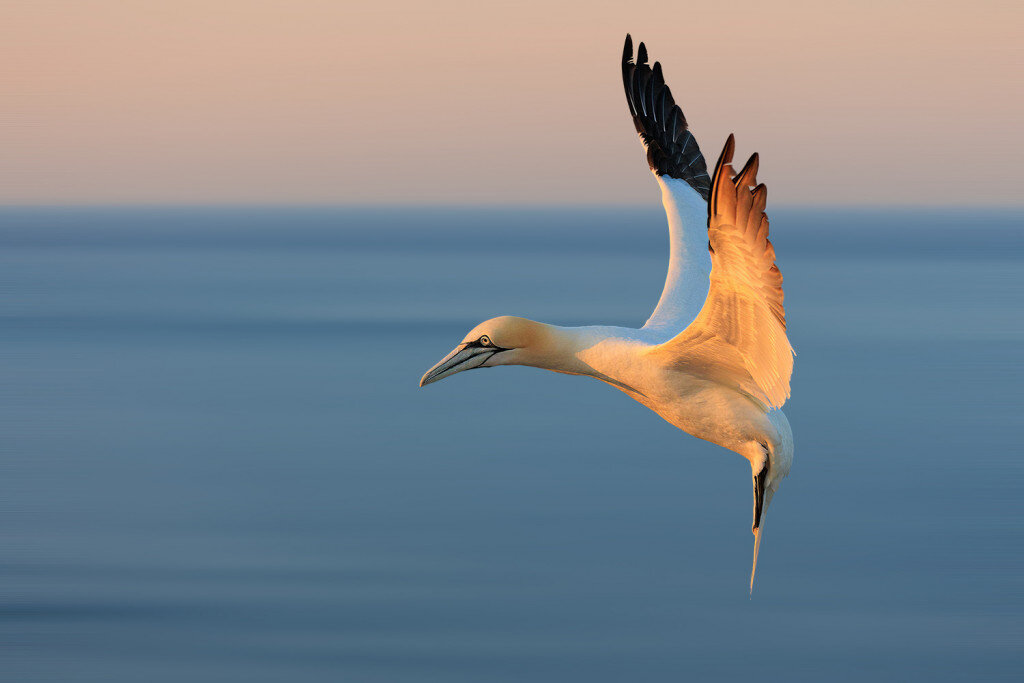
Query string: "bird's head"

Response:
xmin=419 ymin=316 xmax=555 ymax=387
xmin=751 ymin=441 xmax=792 ymax=531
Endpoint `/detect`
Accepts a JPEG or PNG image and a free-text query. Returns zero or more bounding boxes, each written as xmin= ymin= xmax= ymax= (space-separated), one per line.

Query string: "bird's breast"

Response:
xmin=584 ymin=350 xmax=769 ymax=453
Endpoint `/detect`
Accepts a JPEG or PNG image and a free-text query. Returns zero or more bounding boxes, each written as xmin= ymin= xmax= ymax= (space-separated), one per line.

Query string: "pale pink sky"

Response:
xmin=3 ymin=0 xmax=1020 ymax=205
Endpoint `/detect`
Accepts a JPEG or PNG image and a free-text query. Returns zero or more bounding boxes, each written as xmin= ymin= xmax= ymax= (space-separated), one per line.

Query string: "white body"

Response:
xmin=506 ymin=322 xmax=792 ymax=476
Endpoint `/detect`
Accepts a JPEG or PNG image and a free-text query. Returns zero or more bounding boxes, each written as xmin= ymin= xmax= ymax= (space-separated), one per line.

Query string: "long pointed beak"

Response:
xmin=419 ymin=344 xmax=495 ymax=386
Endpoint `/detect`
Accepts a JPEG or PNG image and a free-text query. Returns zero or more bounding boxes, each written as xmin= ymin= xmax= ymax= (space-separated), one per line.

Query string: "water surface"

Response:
xmin=3 ymin=206 xmax=1021 ymax=681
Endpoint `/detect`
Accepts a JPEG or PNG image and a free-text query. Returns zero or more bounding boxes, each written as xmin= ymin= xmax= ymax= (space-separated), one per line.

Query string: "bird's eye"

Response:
xmin=479 ymin=336 xmax=491 ymax=346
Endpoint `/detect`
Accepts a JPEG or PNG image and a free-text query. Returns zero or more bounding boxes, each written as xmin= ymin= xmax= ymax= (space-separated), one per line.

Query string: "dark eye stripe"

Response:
xmin=465 ymin=336 xmax=505 ymax=351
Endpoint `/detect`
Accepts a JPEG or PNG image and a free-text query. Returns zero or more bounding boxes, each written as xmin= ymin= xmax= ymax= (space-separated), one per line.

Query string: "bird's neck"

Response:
xmin=523 ymin=324 xmax=649 ymax=388
xmin=511 ymin=322 xmax=590 ymax=374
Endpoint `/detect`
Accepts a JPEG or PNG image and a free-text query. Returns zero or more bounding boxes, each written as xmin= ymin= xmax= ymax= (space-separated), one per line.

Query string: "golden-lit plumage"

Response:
xmin=656 ymin=135 xmax=793 ymax=410
xmin=420 ymin=36 xmax=795 ymax=592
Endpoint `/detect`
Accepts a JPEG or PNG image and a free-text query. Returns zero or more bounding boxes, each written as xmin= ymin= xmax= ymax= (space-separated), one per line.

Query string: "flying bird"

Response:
xmin=420 ymin=35 xmax=794 ymax=592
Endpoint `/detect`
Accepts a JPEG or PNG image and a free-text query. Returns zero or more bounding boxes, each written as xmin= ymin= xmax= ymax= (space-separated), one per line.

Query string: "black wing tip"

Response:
xmin=620 ymin=36 xmax=709 ymax=200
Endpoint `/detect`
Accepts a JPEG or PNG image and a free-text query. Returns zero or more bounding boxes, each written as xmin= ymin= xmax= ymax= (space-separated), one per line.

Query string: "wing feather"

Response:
xmin=622 ymin=35 xmax=713 ymax=333
xmin=621 ymin=35 xmax=710 ymax=198
xmin=653 ymin=135 xmax=793 ymax=408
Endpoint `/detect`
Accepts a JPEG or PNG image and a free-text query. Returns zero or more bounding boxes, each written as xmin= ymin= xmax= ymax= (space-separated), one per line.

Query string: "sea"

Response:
xmin=2 ymin=206 xmax=1021 ymax=681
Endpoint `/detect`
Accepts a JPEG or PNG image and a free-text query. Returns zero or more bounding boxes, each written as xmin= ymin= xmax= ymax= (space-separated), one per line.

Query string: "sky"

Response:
xmin=3 ymin=0 xmax=1021 ymax=206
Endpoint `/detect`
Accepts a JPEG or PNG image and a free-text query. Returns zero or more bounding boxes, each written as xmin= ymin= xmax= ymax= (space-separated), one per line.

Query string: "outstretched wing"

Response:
xmin=621 ymin=35 xmax=713 ymax=334
xmin=653 ymin=135 xmax=793 ymax=409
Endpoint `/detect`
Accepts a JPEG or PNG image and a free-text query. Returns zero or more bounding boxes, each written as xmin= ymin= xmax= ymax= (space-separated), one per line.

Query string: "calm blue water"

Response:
xmin=3 ymin=206 xmax=1022 ymax=681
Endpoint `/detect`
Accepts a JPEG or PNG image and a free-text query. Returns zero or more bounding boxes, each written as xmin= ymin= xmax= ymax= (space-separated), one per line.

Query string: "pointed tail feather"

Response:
xmin=749 ymin=526 xmax=763 ymax=595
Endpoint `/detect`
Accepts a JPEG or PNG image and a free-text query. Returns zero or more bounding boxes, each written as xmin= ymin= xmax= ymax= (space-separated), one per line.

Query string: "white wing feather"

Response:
xmin=642 ymin=177 xmax=712 ymax=335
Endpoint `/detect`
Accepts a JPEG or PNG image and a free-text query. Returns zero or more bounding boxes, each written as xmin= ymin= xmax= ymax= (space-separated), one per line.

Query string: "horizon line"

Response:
xmin=2 ymin=202 xmax=1023 ymax=212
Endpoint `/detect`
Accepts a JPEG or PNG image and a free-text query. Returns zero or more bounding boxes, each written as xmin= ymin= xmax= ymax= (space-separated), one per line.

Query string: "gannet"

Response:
xmin=420 ymin=35 xmax=794 ymax=592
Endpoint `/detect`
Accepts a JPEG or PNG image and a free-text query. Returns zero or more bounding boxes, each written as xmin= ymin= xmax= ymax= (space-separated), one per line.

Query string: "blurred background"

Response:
xmin=3 ymin=2 xmax=1022 ymax=681
xmin=4 ymin=0 xmax=1021 ymax=206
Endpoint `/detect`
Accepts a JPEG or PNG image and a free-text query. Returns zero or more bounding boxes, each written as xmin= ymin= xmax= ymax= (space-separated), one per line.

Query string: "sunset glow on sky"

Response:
xmin=4 ymin=0 xmax=1020 ymax=205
